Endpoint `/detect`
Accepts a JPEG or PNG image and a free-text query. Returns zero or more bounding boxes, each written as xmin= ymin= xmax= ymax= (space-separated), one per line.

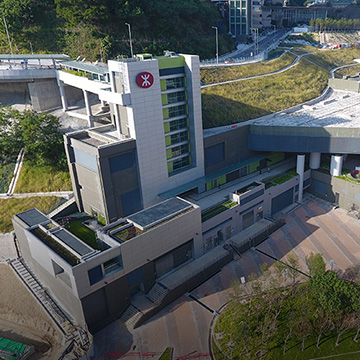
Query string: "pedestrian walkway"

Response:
xmin=92 ymin=197 xmax=360 ymax=360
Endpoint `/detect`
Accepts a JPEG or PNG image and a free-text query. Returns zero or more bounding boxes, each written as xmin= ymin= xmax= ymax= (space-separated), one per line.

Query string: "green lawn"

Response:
xmin=15 ymin=159 xmax=72 ymax=193
xmin=0 ymin=197 xmax=62 ymax=233
xmin=202 ymin=57 xmax=328 ymax=128
xmin=64 ymin=220 xmax=98 ymax=249
xmin=200 ymin=52 xmax=297 ymax=85
xmin=213 ymin=329 xmax=360 ymax=360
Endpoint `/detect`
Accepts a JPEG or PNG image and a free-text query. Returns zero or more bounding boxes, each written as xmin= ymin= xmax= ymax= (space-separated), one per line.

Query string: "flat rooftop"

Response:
xmin=16 ymin=208 xmax=49 ymax=227
xmin=69 ymin=125 xmax=133 ymax=146
xmin=52 ymin=228 xmax=93 ymax=256
xmin=127 ymin=197 xmax=193 ymax=230
xmin=252 ymin=89 xmax=360 ymax=129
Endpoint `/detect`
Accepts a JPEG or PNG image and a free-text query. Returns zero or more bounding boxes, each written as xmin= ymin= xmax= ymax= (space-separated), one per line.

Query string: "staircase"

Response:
xmin=48 ymin=196 xmax=75 ymax=219
xmin=9 ymin=259 xmax=91 ymax=357
xmin=120 ymin=304 xmax=143 ymax=330
xmin=145 ymin=282 xmax=169 ymax=304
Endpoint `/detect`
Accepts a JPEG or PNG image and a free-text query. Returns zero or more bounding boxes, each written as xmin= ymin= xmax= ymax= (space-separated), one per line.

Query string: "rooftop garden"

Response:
xmin=262 ymin=170 xmax=298 ymax=189
xmin=201 ymin=46 xmax=360 ymax=129
xmin=64 ymin=219 xmax=99 ymax=250
xmin=31 ymin=227 xmax=80 ymax=266
xmin=200 ymin=52 xmax=296 ymax=85
xmin=0 ymin=196 xmax=62 ymax=233
xmin=112 ymin=225 xmax=144 ymax=243
xmin=201 ymin=199 xmax=237 ymax=222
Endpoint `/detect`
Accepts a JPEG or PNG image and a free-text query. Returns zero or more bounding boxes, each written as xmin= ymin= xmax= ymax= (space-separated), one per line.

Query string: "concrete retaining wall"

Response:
xmin=28 ymin=79 xmax=61 ymax=111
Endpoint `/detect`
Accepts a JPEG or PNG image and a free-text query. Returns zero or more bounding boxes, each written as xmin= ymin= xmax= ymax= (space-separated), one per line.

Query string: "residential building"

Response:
xmin=229 ymin=0 xmax=252 ymax=37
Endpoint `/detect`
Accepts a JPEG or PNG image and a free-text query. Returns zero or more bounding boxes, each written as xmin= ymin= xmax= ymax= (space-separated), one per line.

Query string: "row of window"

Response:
xmin=162 ymin=76 xmax=191 ymax=174
xmin=165 ymin=77 xmax=185 ymax=90
xmin=167 ymin=91 xmax=186 ymax=104
xmin=168 ymin=104 xmax=187 ymax=118
xmin=167 ymin=144 xmax=189 ymax=159
xmin=173 ymin=156 xmax=190 ymax=171
xmin=167 ymin=118 xmax=187 ymax=133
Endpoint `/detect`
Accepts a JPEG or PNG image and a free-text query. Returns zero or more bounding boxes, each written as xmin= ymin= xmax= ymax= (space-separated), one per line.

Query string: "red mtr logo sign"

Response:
xmin=136 ymin=72 xmax=154 ymax=88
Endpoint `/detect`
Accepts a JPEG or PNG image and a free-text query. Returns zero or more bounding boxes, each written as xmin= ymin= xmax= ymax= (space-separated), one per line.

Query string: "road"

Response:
xmin=219 ymin=28 xmax=289 ymax=60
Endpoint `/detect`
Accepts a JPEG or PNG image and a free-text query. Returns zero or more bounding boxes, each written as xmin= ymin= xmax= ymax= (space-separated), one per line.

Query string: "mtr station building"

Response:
xmin=13 ymin=52 xmax=360 ymax=333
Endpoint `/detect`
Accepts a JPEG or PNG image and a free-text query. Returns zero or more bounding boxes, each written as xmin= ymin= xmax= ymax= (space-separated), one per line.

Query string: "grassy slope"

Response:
xmin=14 ymin=160 xmax=72 ymax=193
xmin=0 ymin=197 xmax=62 ymax=233
xmin=202 ymin=58 xmax=328 ymax=128
xmin=335 ymin=64 xmax=360 ymax=77
xmin=202 ymin=47 xmax=360 ymax=129
xmin=200 ymin=52 xmax=297 ymax=85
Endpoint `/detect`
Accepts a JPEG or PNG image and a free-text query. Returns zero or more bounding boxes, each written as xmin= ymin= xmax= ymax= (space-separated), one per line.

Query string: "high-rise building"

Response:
xmin=229 ymin=0 xmax=252 ymax=37
xmin=64 ymin=53 xmax=204 ymax=223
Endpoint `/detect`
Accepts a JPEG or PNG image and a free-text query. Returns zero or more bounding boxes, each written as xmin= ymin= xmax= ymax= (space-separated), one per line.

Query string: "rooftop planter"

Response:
xmin=30 ymin=227 xmax=80 ymax=266
xmin=201 ymin=200 xmax=237 ymax=222
xmin=111 ymin=224 xmax=144 ymax=243
xmin=262 ymin=169 xmax=298 ymax=189
xmin=235 ymin=182 xmax=262 ymax=195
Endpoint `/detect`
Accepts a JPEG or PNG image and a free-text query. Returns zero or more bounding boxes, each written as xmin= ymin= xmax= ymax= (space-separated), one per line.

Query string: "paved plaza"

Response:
xmin=92 ymin=197 xmax=360 ymax=359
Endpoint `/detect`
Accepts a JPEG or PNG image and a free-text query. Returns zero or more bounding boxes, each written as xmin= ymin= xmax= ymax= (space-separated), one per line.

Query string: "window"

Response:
xmin=165 ymin=77 xmax=185 ymax=90
xmin=103 ymin=257 xmax=122 ymax=275
xmin=169 ymin=118 xmax=187 ymax=132
xmin=73 ymin=148 xmax=98 ymax=172
xmin=109 ymin=152 xmax=135 ymax=173
xmin=170 ymin=144 xmax=189 ymax=158
xmin=173 ymin=156 xmax=190 ymax=171
xmin=170 ymin=131 xmax=188 ymax=145
xmin=88 ymin=265 xmax=103 ymax=285
xmin=168 ymin=104 xmax=187 ymax=118
xmin=167 ymin=91 xmax=186 ymax=104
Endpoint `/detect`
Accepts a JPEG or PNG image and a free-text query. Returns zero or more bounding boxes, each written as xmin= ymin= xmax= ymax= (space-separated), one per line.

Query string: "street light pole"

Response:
xmin=212 ymin=26 xmax=218 ymax=65
xmin=3 ymin=15 xmax=13 ymax=55
xmin=125 ymin=23 xmax=134 ymax=58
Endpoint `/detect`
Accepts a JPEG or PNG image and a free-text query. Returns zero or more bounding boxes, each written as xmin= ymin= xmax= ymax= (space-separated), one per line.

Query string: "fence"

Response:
xmin=200 ymin=31 xmax=291 ymax=68
xmin=230 ymin=219 xmax=285 ymax=254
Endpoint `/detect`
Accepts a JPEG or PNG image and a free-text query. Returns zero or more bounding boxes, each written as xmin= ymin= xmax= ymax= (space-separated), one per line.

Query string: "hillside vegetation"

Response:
xmin=0 ymin=0 xmax=233 ymax=60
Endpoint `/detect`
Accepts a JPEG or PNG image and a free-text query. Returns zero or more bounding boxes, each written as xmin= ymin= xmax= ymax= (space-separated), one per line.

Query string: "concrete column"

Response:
xmin=309 ymin=152 xmax=321 ymax=169
xmin=296 ymin=154 xmax=305 ymax=202
xmin=109 ymin=71 xmax=121 ymax=137
xmin=83 ymin=90 xmax=93 ymax=127
xmin=57 ymin=79 xmax=68 ymax=111
xmin=330 ymin=154 xmax=343 ymax=176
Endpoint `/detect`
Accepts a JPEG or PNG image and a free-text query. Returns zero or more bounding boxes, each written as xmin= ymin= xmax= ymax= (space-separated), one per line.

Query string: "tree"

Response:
xmin=334 ymin=312 xmax=356 ymax=346
xmin=0 ymin=107 xmax=67 ymax=169
xmin=0 ymin=107 xmax=23 ymax=159
xmin=286 ymin=253 xmax=300 ymax=285
xmin=18 ymin=110 xmax=66 ymax=169
xmin=306 ymin=252 xmax=326 ymax=278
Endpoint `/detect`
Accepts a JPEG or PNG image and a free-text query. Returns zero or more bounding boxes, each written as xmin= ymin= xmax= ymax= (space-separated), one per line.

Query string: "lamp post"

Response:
xmin=125 ymin=22 xmax=134 ymax=58
xmin=212 ymin=26 xmax=219 ymax=64
xmin=3 ymin=15 xmax=13 ymax=55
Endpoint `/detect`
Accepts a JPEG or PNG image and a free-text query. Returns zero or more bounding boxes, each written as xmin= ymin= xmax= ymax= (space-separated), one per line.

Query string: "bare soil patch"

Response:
xmin=0 ymin=263 xmax=64 ymax=359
